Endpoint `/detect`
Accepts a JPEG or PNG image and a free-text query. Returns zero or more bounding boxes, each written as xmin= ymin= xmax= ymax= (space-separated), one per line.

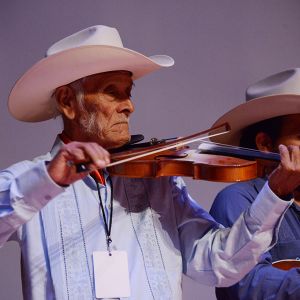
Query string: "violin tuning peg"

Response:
xmin=150 ymin=138 xmax=159 ymax=145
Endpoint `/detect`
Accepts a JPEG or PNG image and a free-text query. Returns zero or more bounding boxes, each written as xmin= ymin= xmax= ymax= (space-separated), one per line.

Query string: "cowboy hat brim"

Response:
xmin=210 ymin=94 xmax=300 ymax=146
xmin=8 ymin=45 xmax=174 ymax=122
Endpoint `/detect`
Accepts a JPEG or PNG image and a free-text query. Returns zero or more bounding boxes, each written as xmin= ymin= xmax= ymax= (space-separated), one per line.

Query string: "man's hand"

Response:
xmin=269 ymin=144 xmax=300 ymax=198
xmin=47 ymin=141 xmax=110 ymax=186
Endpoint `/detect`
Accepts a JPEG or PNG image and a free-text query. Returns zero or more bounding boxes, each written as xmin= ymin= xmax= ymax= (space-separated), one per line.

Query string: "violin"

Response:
xmin=107 ymin=142 xmax=280 ymax=182
xmin=106 ymin=126 xmax=281 ymax=182
xmin=77 ymin=123 xmax=281 ymax=183
xmin=108 ymin=147 xmax=260 ymax=182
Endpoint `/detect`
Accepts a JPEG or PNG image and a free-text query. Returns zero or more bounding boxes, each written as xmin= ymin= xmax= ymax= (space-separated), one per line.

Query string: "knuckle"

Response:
xmin=68 ymin=141 xmax=78 ymax=147
xmin=288 ymin=145 xmax=296 ymax=151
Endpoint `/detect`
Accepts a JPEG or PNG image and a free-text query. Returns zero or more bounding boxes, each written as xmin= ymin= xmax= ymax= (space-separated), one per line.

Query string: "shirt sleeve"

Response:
xmin=171 ymin=177 xmax=291 ymax=287
xmin=210 ymin=182 xmax=300 ymax=299
xmin=0 ymin=160 xmax=65 ymax=246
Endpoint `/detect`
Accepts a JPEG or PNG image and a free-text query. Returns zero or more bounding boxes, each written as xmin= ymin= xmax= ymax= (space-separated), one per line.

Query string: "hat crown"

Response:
xmin=246 ymin=68 xmax=300 ymax=100
xmin=46 ymin=25 xmax=124 ymax=56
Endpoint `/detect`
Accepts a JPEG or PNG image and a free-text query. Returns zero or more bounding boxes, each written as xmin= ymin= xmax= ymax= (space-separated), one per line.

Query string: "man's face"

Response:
xmin=274 ymin=114 xmax=300 ymax=201
xmin=274 ymin=114 xmax=300 ymax=149
xmin=74 ymin=71 xmax=135 ymax=149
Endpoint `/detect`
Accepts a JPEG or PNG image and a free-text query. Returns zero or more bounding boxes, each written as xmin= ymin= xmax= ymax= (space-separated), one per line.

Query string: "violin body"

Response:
xmin=74 ymin=125 xmax=280 ymax=182
xmin=108 ymin=149 xmax=262 ymax=182
xmin=75 ymin=124 xmax=279 ymax=182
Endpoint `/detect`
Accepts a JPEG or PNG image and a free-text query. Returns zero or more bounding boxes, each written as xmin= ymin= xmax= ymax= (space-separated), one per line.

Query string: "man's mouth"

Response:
xmin=114 ymin=121 xmax=128 ymax=126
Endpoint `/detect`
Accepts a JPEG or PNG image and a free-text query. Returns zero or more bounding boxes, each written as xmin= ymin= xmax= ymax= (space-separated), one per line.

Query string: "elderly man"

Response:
xmin=209 ymin=69 xmax=300 ymax=299
xmin=2 ymin=25 xmax=300 ymax=300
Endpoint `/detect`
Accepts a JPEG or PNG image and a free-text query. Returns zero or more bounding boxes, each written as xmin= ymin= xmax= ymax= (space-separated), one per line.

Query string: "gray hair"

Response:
xmin=52 ymin=78 xmax=85 ymax=118
xmin=53 ymin=77 xmax=101 ymax=137
xmin=68 ymin=78 xmax=100 ymax=135
xmin=69 ymin=78 xmax=85 ymax=109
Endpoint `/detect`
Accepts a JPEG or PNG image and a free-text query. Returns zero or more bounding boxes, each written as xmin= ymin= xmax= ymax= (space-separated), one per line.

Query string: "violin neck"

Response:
xmin=198 ymin=142 xmax=281 ymax=162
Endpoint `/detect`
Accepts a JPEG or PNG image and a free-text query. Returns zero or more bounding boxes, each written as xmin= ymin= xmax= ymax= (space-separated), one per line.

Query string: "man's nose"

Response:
xmin=118 ymin=98 xmax=135 ymax=115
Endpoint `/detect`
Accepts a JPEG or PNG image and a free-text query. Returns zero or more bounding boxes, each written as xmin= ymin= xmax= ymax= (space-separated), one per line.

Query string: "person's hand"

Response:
xmin=47 ymin=141 xmax=110 ymax=186
xmin=268 ymin=144 xmax=300 ymax=198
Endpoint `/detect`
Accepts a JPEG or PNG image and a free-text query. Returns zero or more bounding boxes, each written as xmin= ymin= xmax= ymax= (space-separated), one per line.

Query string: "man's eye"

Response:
xmin=102 ymin=85 xmax=132 ymax=99
xmin=104 ymin=84 xmax=123 ymax=96
xmin=104 ymin=85 xmax=117 ymax=95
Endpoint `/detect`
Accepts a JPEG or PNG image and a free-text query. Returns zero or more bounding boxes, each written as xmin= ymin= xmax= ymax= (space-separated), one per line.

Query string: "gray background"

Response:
xmin=1 ymin=0 xmax=300 ymax=299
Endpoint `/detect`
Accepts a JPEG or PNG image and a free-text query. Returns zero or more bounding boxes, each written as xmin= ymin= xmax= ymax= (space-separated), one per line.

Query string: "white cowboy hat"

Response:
xmin=8 ymin=25 xmax=174 ymax=122
xmin=210 ymin=68 xmax=300 ymax=145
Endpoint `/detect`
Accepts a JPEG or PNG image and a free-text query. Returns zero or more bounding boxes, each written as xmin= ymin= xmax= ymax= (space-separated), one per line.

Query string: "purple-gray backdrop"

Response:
xmin=1 ymin=1 xmax=300 ymax=299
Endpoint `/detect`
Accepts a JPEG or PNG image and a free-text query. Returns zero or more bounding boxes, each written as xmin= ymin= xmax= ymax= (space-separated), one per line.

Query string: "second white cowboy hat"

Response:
xmin=210 ymin=68 xmax=300 ymax=145
xmin=8 ymin=25 xmax=174 ymax=122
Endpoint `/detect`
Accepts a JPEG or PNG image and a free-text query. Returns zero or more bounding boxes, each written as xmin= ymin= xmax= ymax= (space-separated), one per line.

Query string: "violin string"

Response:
xmin=111 ymin=122 xmax=231 ymax=161
xmin=198 ymin=140 xmax=279 ymax=156
xmin=107 ymin=130 xmax=230 ymax=168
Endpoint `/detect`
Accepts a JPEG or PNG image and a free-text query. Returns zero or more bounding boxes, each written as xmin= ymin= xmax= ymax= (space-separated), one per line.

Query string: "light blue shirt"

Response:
xmin=0 ymin=138 xmax=292 ymax=300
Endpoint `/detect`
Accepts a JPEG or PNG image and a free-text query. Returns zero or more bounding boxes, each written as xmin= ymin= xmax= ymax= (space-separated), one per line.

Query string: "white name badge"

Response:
xmin=93 ymin=251 xmax=131 ymax=298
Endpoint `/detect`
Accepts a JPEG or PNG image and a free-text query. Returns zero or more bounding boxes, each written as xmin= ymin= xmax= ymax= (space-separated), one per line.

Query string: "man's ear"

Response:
xmin=55 ymin=86 xmax=77 ymax=120
xmin=255 ymin=132 xmax=273 ymax=152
